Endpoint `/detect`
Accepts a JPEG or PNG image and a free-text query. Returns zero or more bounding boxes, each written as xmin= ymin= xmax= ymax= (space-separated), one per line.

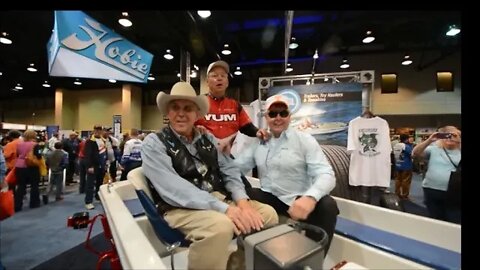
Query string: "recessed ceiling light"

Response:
xmin=42 ymin=81 xmax=51 ymax=88
xmin=177 ymin=72 xmax=181 ymax=78
xmin=362 ymin=31 xmax=375 ymax=44
xmin=401 ymin=55 xmax=413 ymax=66
xmin=0 ymin=32 xmax=12 ymax=45
xmin=118 ymin=12 xmax=132 ymax=27
xmin=27 ymin=63 xmax=37 ymax=72
xmin=289 ymin=37 xmax=299 ymax=49
xmin=148 ymin=74 xmax=155 ymax=81
xmin=164 ymin=49 xmax=174 ymax=60
xmin=191 ymin=71 xmax=197 ymax=78
xmin=197 ymin=10 xmax=211 ymax=18
xmin=15 ymin=83 xmax=23 ymax=90
xmin=0 ymin=71 xmax=2 ymax=76
xmin=285 ymin=63 xmax=293 ymax=73
xmin=74 ymin=79 xmax=82 ymax=85
xmin=446 ymin=25 xmax=460 ymax=36
xmin=340 ymin=59 xmax=350 ymax=69
xmin=221 ymin=44 xmax=231 ymax=55
xmin=234 ymin=67 xmax=242 ymax=76
xmin=109 ymin=79 xmax=117 ymax=83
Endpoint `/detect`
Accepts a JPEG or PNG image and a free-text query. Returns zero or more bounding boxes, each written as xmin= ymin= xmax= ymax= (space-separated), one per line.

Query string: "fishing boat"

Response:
xmin=98 ymin=170 xmax=461 ymax=269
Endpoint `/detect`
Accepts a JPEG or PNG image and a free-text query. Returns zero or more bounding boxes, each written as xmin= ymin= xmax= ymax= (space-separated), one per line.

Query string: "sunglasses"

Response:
xmin=267 ymin=110 xmax=290 ymax=118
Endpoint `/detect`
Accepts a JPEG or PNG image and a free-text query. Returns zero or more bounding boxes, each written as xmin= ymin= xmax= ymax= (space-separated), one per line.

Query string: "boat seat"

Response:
xmin=128 ymin=167 xmax=191 ymax=248
xmin=334 ymin=217 xmax=461 ymax=270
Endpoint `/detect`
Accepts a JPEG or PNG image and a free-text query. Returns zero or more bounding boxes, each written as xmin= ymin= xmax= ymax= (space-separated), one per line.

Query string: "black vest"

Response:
xmin=149 ymin=126 xmax=229 ymax=213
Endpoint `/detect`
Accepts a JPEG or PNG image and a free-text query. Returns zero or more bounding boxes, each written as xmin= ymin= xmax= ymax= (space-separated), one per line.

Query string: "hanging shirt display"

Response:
xmin=347 ymin=116 xmax=391 ymax=187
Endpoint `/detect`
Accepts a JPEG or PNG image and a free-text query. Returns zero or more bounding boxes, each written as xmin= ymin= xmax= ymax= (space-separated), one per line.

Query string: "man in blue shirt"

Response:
xmin=234 ymin=95 xmax=339 ymax=255
xmin=141 ymin=82 xmax=278 ymax=270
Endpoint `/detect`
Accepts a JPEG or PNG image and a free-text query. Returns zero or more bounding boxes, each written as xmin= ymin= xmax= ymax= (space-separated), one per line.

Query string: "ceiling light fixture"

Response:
xmin=197 ymin=10 xmax=211 ymax=18
xmin=42 ymin=81 xmax=51 ymax=88
xmin=401 ymin=55 xmax=413 ymax=66
xmin=362 ymin=30 xmax=375 ymax=44
xmin=194 ymin=64 xmax=199 ymax=71
xmin=285 ymin=63 xmax=293 ymax=73
xmin=191 ymin=71 xmax=197 ymax=78
xmin=446 ymin=25 xmax=460 ymax=36
xmin=74 ymin=79 xmax=82 ymax=85
xmin=0 ymin=32 xmax=12 ymax=45
xmin=27 ymin=63 xmax=37 ymax=72
xmin=0 ymin=71 xmax=2 ymax=76
xmin=147 ymin=74 xmax=155 ymax=81
xmin=118 ymin=12 xmax=132 ymax=27
xmin=164 ymin=49 xmax=174 ymax=60
xmin=177 ymin=72 xmax=181 ymax=78
xmin=109 ymin=79 xmax=117 ymax=83
xmin=289 ymin=37 xmax=299 ymax=49
xmin=15 ymin=83 xmax=23 ymax=90
xmin=313 ymin=49 xmax=319 ymax=59
xmin=340 ymin=59 xmax=350 ymax=69
xmin=234 ymin=67 xmax=242 ymax=76
xmin=221 ymin=44 xmax=231 ymax=55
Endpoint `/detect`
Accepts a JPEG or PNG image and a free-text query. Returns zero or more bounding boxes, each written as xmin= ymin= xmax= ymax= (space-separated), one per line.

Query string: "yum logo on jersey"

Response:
xmin=204 ymin=114 xmax=237 ymax=122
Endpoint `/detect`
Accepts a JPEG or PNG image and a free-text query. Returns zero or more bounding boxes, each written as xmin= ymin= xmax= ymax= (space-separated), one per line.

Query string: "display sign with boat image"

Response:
xmin=268 ymin=83 xmax=362 ymax=146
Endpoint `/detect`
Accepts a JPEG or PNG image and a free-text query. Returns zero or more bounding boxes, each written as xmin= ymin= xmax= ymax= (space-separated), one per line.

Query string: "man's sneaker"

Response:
xmin=85 ymin=203 xmax=95 ymax=210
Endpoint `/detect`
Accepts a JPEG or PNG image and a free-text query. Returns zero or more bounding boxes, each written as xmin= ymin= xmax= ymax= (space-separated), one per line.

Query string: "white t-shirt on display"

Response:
xmin=347 ymin=116 xmax=391 ymax=187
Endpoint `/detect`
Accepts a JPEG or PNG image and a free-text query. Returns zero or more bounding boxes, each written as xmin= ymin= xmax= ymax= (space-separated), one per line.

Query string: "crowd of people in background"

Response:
xmin=0 ymin=127 xmax=146 ymax=211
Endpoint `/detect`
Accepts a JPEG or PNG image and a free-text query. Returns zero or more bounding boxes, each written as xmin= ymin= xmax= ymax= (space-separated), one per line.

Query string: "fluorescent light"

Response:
xmin=74 ymin=79 xmax=82 ymax=85
xmin=446 ymin=25 xmax=460 ymax=36
xmin=221 ymin=44 xmax=231 ymax=55
xmin=42 ymin=81 xmax=51 ymax=88
xmin=197 ymin=11 xmax=211 ymax=18
xmin=15 ymin=84 xmax=23 ymax=90
xmin=0 ymin=32 xmax=12 ymax=44
xmin=109 ymin=79 xmax=117 ymax=83
xmin=164 ymin=49 xmax=174 ymax=60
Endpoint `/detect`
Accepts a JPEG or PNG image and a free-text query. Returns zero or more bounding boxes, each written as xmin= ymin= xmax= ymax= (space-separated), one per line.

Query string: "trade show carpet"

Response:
xmin=30 ymin=234 xmax=111 ymax=270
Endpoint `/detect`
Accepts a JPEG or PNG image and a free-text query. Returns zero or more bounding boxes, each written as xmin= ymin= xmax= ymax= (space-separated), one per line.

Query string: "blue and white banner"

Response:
xmin=268 ymin=83 xmax=363 ymax=146
xmin=47 ymin=11 xmax=153 ymax=83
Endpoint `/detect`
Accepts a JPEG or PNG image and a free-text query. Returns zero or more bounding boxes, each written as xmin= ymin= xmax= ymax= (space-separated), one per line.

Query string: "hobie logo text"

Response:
xmin=61 ymin=17 xmax=148 ymax=80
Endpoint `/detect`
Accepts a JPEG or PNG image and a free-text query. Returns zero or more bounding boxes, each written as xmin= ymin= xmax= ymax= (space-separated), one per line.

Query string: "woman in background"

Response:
xmin=412 ymin=125 xmax=461 ymax=224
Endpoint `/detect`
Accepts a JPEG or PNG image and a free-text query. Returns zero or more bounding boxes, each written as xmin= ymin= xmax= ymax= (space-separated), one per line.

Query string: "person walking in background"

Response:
xmin=234 ymin=95 xmax=339 ymax=255
xmin=46 ymin=142 xmax=68 ymax=201
xmin=195 ymin=60 xmax=268 ymax=154
xmin=62 ymin=131 xmax=80 ymax=185
xmin=3 ymin=130 xmax=21 ymax=190
xmin=83 ymin=125 xmax=107 ymax=210
xmin=0 ymin=147 xmax=7 ymax=270
xmin=120 ymin=128 xmax=142 ymax=179
xmin=14 ymin=129 xmax=42 ymax=211
xmin=412 ymin=125 xmax=461 ymax=224
xmin=393 ymin=134 xmax=414 ymax=199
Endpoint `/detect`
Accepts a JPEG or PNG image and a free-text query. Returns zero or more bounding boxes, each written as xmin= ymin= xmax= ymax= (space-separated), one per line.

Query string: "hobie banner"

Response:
xmin=47 ymin=11 xmax=153 ymax=83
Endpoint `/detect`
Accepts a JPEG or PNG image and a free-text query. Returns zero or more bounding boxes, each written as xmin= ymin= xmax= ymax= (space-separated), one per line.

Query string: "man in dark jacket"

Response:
xmin=83 ymin=125 xmax=106 ymax=210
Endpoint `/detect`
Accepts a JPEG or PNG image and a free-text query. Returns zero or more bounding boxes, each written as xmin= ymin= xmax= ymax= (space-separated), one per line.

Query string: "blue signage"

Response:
xmin=48 ymin=11 xmax=153 ymax=83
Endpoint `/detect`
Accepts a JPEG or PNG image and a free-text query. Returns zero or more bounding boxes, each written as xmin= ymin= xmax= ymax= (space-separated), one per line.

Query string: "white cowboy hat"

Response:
xmin=207 ymin=60 xmax=230 ymax=74
xmin=156 ymin=82 xmax=209 ymax=116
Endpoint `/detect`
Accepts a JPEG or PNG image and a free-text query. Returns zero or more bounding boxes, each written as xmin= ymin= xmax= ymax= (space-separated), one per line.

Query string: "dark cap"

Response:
xmin=93 ymin=125 xmax=103 ymax=130
xmin=103 ymin=126 xmax=112 ymax=131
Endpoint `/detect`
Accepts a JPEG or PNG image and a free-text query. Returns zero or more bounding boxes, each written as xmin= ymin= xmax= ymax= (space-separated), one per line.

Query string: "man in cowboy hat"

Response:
xmin=141 ymin=81 xmax=278 ymax=270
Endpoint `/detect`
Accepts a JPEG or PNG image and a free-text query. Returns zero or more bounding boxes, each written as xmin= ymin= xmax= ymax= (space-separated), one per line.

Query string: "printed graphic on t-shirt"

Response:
xmin=358 ymin=128 xmax=380 ymax=156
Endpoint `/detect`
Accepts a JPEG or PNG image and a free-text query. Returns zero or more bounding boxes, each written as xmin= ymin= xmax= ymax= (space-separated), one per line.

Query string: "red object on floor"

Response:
xmin=84 ymin=214 xmax=122 ymax=270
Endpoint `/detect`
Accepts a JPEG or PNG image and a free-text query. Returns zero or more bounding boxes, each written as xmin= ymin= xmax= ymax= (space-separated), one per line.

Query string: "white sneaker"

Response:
xmin=85 ymin=203 xmax=95 ymax=210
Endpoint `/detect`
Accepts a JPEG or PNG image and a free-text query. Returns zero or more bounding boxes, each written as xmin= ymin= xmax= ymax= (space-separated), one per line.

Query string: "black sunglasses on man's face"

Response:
xmin=267 ymin=110 xmax=290 ymax=118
